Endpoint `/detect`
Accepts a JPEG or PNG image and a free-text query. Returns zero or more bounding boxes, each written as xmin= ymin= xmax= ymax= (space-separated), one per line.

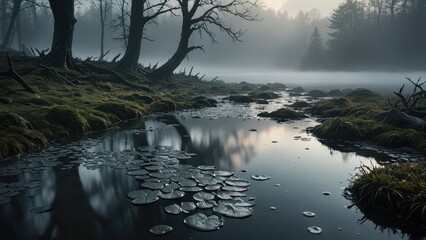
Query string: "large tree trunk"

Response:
xmin=16 ymin=11 xmax=22 ymax=50
xmin=43 ymin=0 xmax=76 ymax=68
xmin=1 ymin=0 xmax=23 ymax=48
xmin=149 ymin=25 xmax=192 ymax=79
xmin=117 ymin=0 xmax=145 ymax=71
xmin=1 ymin=0 xmax=6 ymax=39
xmin=99 ymin=0 xmax=105 ymax=60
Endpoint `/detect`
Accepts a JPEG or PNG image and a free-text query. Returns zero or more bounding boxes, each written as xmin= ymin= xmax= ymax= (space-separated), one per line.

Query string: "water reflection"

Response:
xmin=0 ymin=168 xmax=56 ymax=239
xmin=79 ymin=166 xmax=139 ymax=239
xmin=1 ymin=112 xmax=424 ymax=239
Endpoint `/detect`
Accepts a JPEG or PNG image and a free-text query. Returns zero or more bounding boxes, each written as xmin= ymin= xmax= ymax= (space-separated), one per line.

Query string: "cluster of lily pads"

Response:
xmin=121 ymin=145 xmax=260 ymax=235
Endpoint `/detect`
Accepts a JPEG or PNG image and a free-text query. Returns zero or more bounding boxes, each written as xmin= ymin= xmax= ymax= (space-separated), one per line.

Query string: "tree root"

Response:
xmin=0 ymin=53 xmax=36 ymax=93
xmin=82 ymin=61 xmax=141 ymax=89
xmin=39 ymin=64 xmax=75 ymax=86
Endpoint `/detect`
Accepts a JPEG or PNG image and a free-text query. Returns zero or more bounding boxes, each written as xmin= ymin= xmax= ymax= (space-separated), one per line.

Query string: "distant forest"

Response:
xmin=302 ymin=0 xmax=426 ymax=70
xmin=0 ymin=0 xmax=425 ymax=71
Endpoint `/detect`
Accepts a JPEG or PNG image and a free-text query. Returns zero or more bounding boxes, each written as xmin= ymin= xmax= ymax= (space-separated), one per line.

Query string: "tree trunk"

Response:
xmin=2 ymin=0 xmax=23 ymax=48
xmin=149 ymin=24 xmax=192 ymax=79
xmin=117 ymin=0 xmax=145 ymax=71
xmin=1 ymin=0 xmax=6 ymax=39
xmin=31 ymin=1 xmax=37 ymax=30
xmin=16 ymin=11 xmax=22 ymax=50
xmin=99 ymin=0 xmax=105 ymax=60
xmin=120 ymin=0 xmax=128 ymax=47
xmin=43 ymin=0 xmax=76 ymax=68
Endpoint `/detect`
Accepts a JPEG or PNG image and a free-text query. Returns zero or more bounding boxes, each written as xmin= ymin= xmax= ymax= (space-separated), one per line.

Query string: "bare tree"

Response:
xmin=149 ymin=0 xmax=259 ymax=80
xmin=111 ymin=0 xmax=130 ymax=48
xmin=117 ymin=0 xmax=176 ymax=71
xmin=42 ymin=0 xmax=78 ymax=69
xmin=1 ymin=0 xmax=23 ymax=48
xmin=90 ymin=0 xmax=112 ymax=60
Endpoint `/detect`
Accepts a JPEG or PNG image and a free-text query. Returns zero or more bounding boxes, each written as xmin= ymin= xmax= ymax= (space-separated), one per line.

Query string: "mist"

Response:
xmin=2 ymin=0 xmax=425 ymax=90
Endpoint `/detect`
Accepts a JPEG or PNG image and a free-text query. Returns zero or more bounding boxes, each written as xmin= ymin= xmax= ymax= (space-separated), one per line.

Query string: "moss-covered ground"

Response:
xmin=0 ymin=54 xmax=257 ymax=160
xmin=310 ymin=89 xmax=426 ymax=152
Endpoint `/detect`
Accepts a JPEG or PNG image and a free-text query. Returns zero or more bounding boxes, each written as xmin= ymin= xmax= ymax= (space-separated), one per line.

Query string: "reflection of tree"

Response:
xmin=354 ymin=204 xmax=426 ymax=240
xmin=0 ymin=168 xmax=56 ymax=239
xmin=155 ymin=115 xmax=256 ymax=170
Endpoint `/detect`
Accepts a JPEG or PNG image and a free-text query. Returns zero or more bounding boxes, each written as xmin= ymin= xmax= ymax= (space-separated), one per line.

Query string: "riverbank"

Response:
xmin=0 ymin=52 xmax=272 ymax=160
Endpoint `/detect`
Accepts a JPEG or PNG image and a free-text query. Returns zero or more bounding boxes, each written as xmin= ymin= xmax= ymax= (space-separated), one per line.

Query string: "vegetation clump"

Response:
xmin=258 ymin=108 xmax=306 ymax=121
xmin=95 ymin=102 xmax=146 ymax=120
xmin=347 ymin=163 xmax=426 ymax=227
xmin=0 ymin=127 xmax=47 ymax=159
xmin=373 ymin=130 xmax=426 ymax=149
xmin=46 ymin=105 xmax=90 ymax=134
xmin=312 ymin=117 xmax=390 ymax=141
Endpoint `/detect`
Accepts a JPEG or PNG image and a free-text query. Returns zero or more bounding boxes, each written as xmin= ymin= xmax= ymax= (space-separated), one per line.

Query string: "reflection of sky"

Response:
xmin=79 ymin=166 xmax=139 ymax=238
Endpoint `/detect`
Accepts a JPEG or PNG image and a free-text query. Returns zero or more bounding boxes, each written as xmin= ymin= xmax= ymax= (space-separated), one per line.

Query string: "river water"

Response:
xmin=0 ymin=92 xmax=425 ymax=240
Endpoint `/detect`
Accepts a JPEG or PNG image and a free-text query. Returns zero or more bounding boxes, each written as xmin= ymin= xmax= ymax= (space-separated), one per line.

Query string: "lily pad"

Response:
xmin=128 ymin=190 xmax=160 ymax=205
xmin=221 ymin=186 xmax=248 ymax=192
xmin=225 ymin=180 xmax=250 ymax=187
xmin=196 ymin=200 xmax=217 ymax=209
xmin=307 ymin=226 xmax=323 ymax=234
xmin=215 ymin=191 xmax=246 ymax=200
xmin=303 ymin=211 xmax=316 ymax=217
xmin=128 ymin=169 xmax=149 ymax=176
xmin=180 ymin=186 xmax=203 ymax=192
xmin=251 ymin=175 xmax=271 ymax=181
xmin=181 ymin=202 xmax=196 ymax=212
xmin=213 ymin=171 xmax=233 ymax=177
xmin=160 ymin=190 xmax=185 ymax=199
xmin=150 ymin=225 xmax=172 ymax=236
xmin=205 ymin=184 xmax=222 ymax=191
xmin=141 ymin=182 xmax=164 ymax=190
xmin=198 ymin=165 xmax=215 ymax=171
xmin=184 ymin=213 xmax=224 ymax=231
xmin=165 ymin=204 xmax=183 ymax=215
xmin=179 ymin=179 xmax=197 ymax=187
xmin=161 ymin=183 xmax=181 ymax=193
xmin=145 ymin=165 xmax=164 ymax=171
xmin=213 ymin=201 xmax=254 ymax=218
xmin=150 ymin=172 xmax=174 ymax=179
xmin=193 ymin=192 xmax=215 ymax=201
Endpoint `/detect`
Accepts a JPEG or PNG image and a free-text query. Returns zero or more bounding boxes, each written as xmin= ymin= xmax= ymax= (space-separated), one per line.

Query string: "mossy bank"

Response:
xmin=0 ymin=54 xmax=266 ymax=160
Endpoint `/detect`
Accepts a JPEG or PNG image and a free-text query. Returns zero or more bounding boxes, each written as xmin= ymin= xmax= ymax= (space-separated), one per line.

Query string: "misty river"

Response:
xmin=183 ymin=68 xmax=426 ymax=94
xmin=0 ymin=89 xmax=424 ymax=240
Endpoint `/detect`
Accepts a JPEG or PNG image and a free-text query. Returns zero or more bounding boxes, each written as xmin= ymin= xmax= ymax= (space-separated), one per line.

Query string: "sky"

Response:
xmin=263 ymin=0 xmax=341 ymax=16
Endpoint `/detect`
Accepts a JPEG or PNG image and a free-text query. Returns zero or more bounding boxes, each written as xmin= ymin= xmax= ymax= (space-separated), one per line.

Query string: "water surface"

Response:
xmin=0 ymin=95 xmax=424 ymax=240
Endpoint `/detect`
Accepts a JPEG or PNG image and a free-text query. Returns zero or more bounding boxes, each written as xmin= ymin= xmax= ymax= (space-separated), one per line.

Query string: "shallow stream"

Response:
xmin=0 ymin=92 xmax=424 ymax=240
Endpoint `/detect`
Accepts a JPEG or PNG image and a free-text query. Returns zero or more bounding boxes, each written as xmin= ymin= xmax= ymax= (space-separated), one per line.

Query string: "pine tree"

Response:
xmin=302 ymin=27 xmax=324 ymax=69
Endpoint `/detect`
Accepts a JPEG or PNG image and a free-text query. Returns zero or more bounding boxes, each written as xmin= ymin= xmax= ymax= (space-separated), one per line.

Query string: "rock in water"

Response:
xmin=374 ymin=109 xmax=424 ymax=129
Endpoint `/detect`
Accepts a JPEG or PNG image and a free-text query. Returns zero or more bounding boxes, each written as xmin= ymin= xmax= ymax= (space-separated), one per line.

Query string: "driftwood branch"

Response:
xmin=0 ymin=53 xmax=36 ymax=93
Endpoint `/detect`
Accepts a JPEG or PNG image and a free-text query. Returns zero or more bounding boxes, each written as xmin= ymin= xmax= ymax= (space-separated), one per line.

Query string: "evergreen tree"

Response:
xmin=302 ymin=27 xmax=324 ymax=69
